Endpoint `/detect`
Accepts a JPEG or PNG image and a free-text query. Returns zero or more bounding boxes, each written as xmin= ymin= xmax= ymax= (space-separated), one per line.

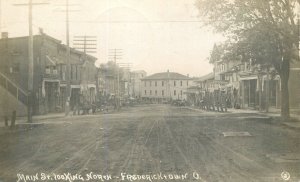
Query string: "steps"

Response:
xmin=0 ymin=72 xmax=28 ymax=117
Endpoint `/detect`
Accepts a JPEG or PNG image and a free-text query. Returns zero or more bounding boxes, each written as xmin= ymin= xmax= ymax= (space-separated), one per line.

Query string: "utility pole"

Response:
xmin=73 ymin=35 xmax=97 ymax=54
xmin=73 ymin=35 xmax=97 ymax=103
xmin=66 ymin=0 xmax=70 ymax=108
xmin=13 ymin=0 xmax=49 ymax=122
xmin=118 ymin=62 xmax=132 ymax=98
xmin=109 ymin=49 xmax=122 ymax=109
xmin=53 ymin=2 xmax=80 ymax=115
xmin=0 ymin=0 xmax=2 ymax=34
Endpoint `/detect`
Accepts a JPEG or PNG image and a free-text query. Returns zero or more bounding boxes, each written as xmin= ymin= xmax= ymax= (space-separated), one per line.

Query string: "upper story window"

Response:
xmin=10 ymin=60 xmax=20 ymax=73
xmin=145 ymin=90 xmax=147 ymax=95
xmin=180 ymin=81 xmax=183 ymax=86
xmin=162 ymin=81 xmax=164 ymax=86
xmin=155 ymin=90 xmax=157 ymax=95
xmin=60 ymin=65 xmax=66 ymax=80
xmin=162 ymin=90 xmax=164 ymax=96
xmin=155 ymin=81 xmax=157 ymax=87
xmin=150 ymin=90 xmax=152 ymax=95
xmin=174 ymin=81 xmax=176 ymax=86
xmin=53 ymin=66 xmax=57 ymax=74
xmin=174 ymin=90 xmax=176 ymax=96
xmin=150 ymin=81 xmax=152 ymax=87
xmin=187 ymin=81 xmax=189 ymax=86
xmin=45 ymin=66 xmax=51 ymax=74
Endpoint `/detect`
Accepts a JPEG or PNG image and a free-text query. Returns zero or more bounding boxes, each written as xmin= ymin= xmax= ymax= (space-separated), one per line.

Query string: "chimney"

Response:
xmin=1 ymin=32 xmax=8 ymax=39
xmin=39 ymin=28 xmax=44 ymax=34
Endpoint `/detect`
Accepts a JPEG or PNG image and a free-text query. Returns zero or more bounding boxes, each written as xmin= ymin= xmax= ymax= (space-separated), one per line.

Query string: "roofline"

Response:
xmin=0 ymin=33 xmax=97 ymax=61
xmin=195 ymin=72 xmax=215 ymax=82
xmin=141 ymin=77 xmax=192 ymax=81
xmin=141 ymin=71 xmax=192 ymax=80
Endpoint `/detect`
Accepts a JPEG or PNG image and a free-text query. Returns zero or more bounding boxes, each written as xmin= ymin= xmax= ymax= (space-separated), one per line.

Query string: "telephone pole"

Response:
xmin=109 ymin=49 xmax=122 ymax=109
xmin=73 ymin=35 xmax=97 ymax=54
xmin=118 ymin=63 xmax=132 ymax=97
xmin=0 ymin=0 xmax=2 ymax=34
xmin=13 ymin=0 xmax=49 ymax=122
xmin=73 ymin=35 xmax=97 ymax=103
xmin=53 ymin=1 xmax=80 ymax=114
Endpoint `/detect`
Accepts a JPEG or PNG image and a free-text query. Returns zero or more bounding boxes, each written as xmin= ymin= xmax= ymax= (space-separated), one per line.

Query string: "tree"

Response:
xmin=196 ymin=0 xmax=299 ymax=119
xmin=98 ymin=61 xmax=124 ymax=107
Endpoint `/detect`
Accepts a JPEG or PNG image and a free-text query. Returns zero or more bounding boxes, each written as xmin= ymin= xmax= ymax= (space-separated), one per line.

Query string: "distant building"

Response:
xmin=141 ymin=71 xmax=191 ymax=102
xmin=186 ymin=73 xmax=214 ymax=106
xmin=129 ymin=70 xmax=147 ymax=98
xmin=191 ymin=57 xmax=284 ymax=110
xmin=97 ymin=62 xmax=118 ymax=103
xmin=0 ymin=31 xmax=97 ymax=115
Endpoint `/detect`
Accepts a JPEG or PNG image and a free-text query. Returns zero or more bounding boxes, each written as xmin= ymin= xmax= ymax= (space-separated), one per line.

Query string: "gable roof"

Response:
xmin=142 ymin=72 xmax=191 ymax=80
xmin=195 ymin=72 xmax=214 ymax=82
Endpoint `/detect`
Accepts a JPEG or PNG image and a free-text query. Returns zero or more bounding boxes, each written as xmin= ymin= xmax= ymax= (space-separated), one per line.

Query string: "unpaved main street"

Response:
xmin=0 ymin=105 xmax=299 ymax=182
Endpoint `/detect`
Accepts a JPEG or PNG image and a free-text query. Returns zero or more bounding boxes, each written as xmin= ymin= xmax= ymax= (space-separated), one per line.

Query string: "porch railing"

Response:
xmin=0 ymin=71 xmax=28 ymax=106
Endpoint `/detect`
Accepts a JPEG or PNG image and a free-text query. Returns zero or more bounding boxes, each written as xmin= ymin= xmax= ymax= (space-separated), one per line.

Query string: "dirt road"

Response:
xmin=0 ymin=105 xmax=299 ymax=182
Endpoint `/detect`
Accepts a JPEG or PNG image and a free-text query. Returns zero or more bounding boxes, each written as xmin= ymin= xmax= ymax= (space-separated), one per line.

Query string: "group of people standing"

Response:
xmin=199 ymin=91 xmax=229 ymax=112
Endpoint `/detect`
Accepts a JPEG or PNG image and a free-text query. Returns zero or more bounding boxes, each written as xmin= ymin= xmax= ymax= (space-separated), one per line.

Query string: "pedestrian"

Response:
xmin=10 ymin=110 xmax=16 ymax=129
xmin=4 ymin=116 xmax=9 ymax=127
xmin=92 ymin=102 xmax=96 ymax=114
xmin=65 ymin=98 xmax=70 ymax=116
xmin=73 ymin=102 xmax=78 ymax=115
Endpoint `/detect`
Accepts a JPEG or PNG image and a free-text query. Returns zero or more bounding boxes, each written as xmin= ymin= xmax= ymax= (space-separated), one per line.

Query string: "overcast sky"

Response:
xmin=0 ymin=0 xmax=224 ymax=77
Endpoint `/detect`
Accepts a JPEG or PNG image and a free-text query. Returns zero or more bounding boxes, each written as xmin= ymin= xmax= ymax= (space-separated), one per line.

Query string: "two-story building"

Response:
xmin=141 ymin=71 xmax=191 ymax=102
xmin=129 ymin=70 xmax=147 ymax=99
xmin=0 ymin=31 xmax=97 ymax=115
xmin=192 ymin=57 xmax=281 ymax=110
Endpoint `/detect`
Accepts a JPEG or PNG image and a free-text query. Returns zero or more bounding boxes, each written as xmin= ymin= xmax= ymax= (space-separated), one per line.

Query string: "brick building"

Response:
xmin=0 ymin=32 xmax=97 ymax=115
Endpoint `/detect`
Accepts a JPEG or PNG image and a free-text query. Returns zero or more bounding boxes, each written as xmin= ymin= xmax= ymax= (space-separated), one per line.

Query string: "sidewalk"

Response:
xmin=0 ymin=108 xmax=122 ymax=128
xmin=0 ymin=112 xmax=65 ymax=128
xmin=187 ymin=106 xmax=300 ymax=129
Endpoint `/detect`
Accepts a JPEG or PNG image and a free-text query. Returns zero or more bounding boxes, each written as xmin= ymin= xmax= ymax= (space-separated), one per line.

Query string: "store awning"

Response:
xmin=43 ymin=79 xmax=60 ymax=82
xmin=87 ymin=84 xmax=96 ymax=88
xmin=71 ymin=85 xmax=81 ymax=89
xmin=239 ymin=75 xmax=257 ymax=80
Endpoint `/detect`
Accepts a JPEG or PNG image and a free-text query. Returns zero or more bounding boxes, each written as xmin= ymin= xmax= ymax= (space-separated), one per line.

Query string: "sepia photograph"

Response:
xmin=0 ymin=0 xmax=300 ymax=181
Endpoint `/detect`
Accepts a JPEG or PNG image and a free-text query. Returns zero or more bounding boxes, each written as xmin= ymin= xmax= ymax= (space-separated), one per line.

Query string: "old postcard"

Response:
xmin=0 ymin=0 xmax=299 ymax=182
